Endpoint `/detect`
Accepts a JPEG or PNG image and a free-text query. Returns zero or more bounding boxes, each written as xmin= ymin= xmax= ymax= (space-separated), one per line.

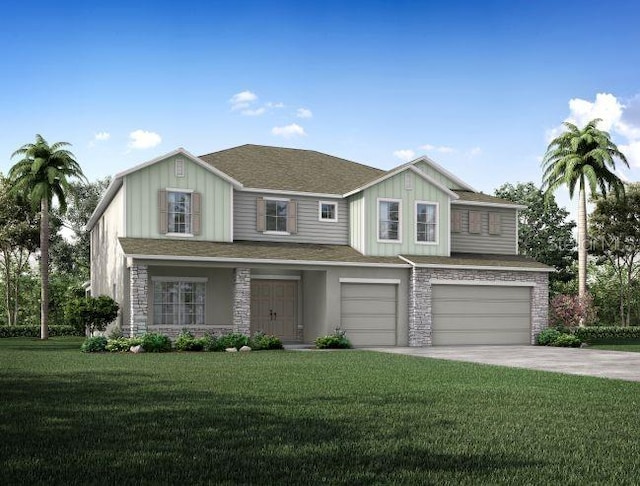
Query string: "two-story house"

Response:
xmin=87 ymin=144 xmax=550 ymax=346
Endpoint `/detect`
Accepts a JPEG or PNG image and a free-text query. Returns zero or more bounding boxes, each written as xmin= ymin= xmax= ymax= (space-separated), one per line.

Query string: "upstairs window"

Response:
xmin=319 ymin=201 xmax=338 ymax=222
xmin=378 ymin=199 xmax=400 ymax=242
xmin=158 ymin=189 xmax=201 ymax=236
xmin=168 ymin=191 xmax=192 ymax=234
xmin=256 ymin=197 xmax=298 ymax=234
xmin=416 ymin=202 xmax=438 ymax=243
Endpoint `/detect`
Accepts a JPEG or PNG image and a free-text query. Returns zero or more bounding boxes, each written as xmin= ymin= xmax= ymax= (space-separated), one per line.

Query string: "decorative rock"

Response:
xmin=225 ymin=347 xmax=238 ymax=353
xmin=239 ymin=345 xmax=252 ymax=352
xmin=580 ymin=342 xmax=590 ymax=348
xmin=130 ymin=345 xmax=145 ymax=354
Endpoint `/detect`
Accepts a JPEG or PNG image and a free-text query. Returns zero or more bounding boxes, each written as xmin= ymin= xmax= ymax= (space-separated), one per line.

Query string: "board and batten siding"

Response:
xmin=233 ymin=191 xmax=349 ymax=244
xmin=349 ymin=193 xmax=365 ymax=253
xmin=450 ymin=204 xmax=517 ymax=255
xmin=361 ymin=170 xmax=451 ymax=257
xmin=413 ymin=160 xmax=466 ymax=190
xmin=125 ymin=155 xmax=233 ymax=241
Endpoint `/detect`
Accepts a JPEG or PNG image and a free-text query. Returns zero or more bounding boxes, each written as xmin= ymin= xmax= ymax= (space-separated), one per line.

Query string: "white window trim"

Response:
xmin=263 ymin=197 xmax=290 ymax=234
xmin=415 ymin=200 xmax=439 ymax=245
xmin=166 ymin=189 xmax=194 ymax=236
xmin=318 ymin=200 xmax=338 ymax=222
xmin=376 ymin=198 xmax=402 ymax=244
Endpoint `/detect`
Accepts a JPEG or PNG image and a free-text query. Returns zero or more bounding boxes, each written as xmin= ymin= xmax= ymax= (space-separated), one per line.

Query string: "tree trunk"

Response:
xmin=3 ymin=249 xmax=12 ymax=325
xmin=40 ymin=198 xmax=49 ymax=340
xmin=578 ymin=186 xmax=588 ymax=302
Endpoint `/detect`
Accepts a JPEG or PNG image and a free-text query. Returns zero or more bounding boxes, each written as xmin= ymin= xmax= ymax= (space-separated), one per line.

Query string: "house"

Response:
xmin=87 ymin=144 xmax=550 ymax=346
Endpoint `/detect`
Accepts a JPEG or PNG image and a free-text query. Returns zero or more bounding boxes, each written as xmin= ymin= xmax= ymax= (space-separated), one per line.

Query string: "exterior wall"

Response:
xmin=361 ymin=170 xmax=451 ymax=257
xmin=413 ymin=160 xmax=467 ymax=190
xmin=408 ymin=267 xmax=549 ymax=346
xmin=349 ymin=193 xmax=365 ymax=253
xmin=302 ymin=270 xmax=327 ymax=343
xmin=90 ymin=186 xmax=128 ymax=333
xmin=145 ymin=265 xmax=234 ymax=337
xmin=450 ymin=204 xmax=517 ymax=255
xmin=125 ymin=154 xmax=233 ymax=241
xmin=233 ymin=191 xmax=348 ymax=244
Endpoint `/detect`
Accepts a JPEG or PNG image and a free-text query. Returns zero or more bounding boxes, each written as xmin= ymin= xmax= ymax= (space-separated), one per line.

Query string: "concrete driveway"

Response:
xmin=366 ymin=346 xmax=640 ymax=382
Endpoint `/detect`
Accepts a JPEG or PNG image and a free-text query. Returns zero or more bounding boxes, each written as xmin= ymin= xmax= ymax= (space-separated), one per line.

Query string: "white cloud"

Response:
xmin=551 ymin=92 xmax=640 ymax=168
xmin=466 ymin=147 xmax=482 ymax=157
xmin=420 ymin=144 xmax=455 ymax=154
xmin=393 ymin=149 xmax=415 ymax=162
xmin=266 ymin=102 xmax=284 ymax=108
xmin=271 ymin=123 xmax=306 ymax=138
xmin=128 ymin=129 xmax=162 ymax=149
xmin=94 ymin=131 xmax=110 ymax=141
xmin=229 ymin=90 xmax=258 ymax=111
xmin=296 ymin=108 xmax=313 ymax=119
xmin=241 ymin=107 xmax=266 ymax=116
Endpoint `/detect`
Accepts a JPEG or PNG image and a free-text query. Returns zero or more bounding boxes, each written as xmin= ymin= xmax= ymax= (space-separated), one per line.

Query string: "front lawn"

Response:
xmin=589 ymin=343 xmax=640 ymax=353
xmin=2 ymin=337 xmax=640 ymax=484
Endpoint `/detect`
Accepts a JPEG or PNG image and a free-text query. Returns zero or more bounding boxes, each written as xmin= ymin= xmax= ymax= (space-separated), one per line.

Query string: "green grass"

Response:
xmin=590 ymin=343 xmax=640 ymax=353
xmin=2 ymin=338 xmax=640 ymax=485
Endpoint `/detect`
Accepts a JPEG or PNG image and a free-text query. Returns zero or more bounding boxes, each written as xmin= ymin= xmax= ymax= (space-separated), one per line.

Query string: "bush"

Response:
xmin=250 ymin=332 xmax=283 ymax=351
xmin=65 ymin=295 xmax=119 ymax=335
xmin=108 ymin=326 xmax=123 ymax=340
xmin=315 ymin=329 xmax=352 ymax=349
xmin=141 ymin=333 xmax=172 ymax=353
xmin=175 ymin=330 xmax=205 ymax=352
xmin=574 ymin=326 xmax=640 ymax=344
xmin=201 ymin=333 xmax=222 ymax=352
xmin=549 ymin=293 xmax=596 ymax=328
xmin=551 ymin=334 xmax=582 ymax=348
xmin=105 ymin=337 xmax=142 ymax=352
xmin=80 ymin=336 xmax=108 ymax=353
xmin=536 ymin=328 xmax=563 ymax=346
xmin=216 ymin=332 xmax=249 ymax=350
xmin=0 ymin=325 xmax=82 ymax=338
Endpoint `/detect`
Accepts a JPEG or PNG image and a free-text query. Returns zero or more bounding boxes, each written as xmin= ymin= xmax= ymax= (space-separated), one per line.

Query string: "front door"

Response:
xmin=250 ymin=279 xmax=298 ymax=341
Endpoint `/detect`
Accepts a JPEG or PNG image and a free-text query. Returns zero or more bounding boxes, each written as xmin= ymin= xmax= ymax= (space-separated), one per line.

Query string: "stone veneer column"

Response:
xmin=129 ymin=264 xmax=148 ymax=337
xmin=408 ymin=267 xmax=431 ymax=346
xmin=233 ymin=267 xmax=251 ymax=336
xmin=530 ymin=272 xmax=549 ymax=343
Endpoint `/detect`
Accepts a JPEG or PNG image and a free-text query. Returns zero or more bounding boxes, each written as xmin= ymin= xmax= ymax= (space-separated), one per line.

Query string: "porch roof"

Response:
xmin=400 ymin=253 xmax=553 ymax=271
xmin=118 ymin=238 xmax=408 ymax=267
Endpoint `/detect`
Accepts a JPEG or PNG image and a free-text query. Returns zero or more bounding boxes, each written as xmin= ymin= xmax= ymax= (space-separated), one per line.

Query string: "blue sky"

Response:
xmin=1 ymin=0 xmax=639 ymax=216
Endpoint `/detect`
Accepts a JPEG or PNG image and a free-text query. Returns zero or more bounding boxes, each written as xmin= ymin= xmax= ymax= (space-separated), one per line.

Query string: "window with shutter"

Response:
xmin=192 ymin=192 xmax=202 ymax=236
xmin=488 ymin=212 xmax=501 ymax=235
xmin=160 ymin=189 xmax=196 ymax=236
xmin=469 ymin=210 xmax=482 ymax=234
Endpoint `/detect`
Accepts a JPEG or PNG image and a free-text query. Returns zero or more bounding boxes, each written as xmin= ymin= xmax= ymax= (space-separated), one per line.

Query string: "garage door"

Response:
xmin=432 ymin=285 xmax=530 ymax=345
xmin=341 ymin=283 xmax=397 ymax=346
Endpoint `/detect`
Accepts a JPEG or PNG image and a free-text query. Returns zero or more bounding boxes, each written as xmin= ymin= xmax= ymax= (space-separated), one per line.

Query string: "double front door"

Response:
xmin=250 ymin=279 xmax=298 ymax=341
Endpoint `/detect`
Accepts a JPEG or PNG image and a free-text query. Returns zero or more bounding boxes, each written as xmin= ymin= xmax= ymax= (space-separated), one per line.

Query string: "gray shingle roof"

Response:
xmin=199 ymin=144 xmax=384 ymax=194
xmin=453 ymin=190 xmax=520 ymax=206
xmin=401 ymin=252 xmax=553 ymax=270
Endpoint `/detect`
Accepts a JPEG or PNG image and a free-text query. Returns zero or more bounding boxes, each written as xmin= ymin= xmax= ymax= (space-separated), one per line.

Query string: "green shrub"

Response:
xmin=315 ymin=329 xmax=352 ymax=349
xmin=536 ymin=328 xmax=563 ymax=346
xmin=175 ymin=330 xmax=204 ymax=352
xmin=217 ymin=332 xmax=249 ymax=350
xmin=105 ymin=337 xmax=140 ymax=352
xmin=250 ymin=332 xmax=283 ymax=351
xmin=141 ymin=333 xmax=172 ymax=353
xmin=0 ymin=325 xmax=82 ymax=338
xmin=108 ymin=326 xmax=123 ymax=339
xmin=201 ymin=334 xmax=222 ymax=352
xmin=65 ymin=295 xmax=120 ymax=335
xmin=574 ymin=326 xmax=640 ymax=344
xmin=80 ymin=336 xmax=108 ymax=353
xmin=551 ymin=334 xmax=582 ymax=348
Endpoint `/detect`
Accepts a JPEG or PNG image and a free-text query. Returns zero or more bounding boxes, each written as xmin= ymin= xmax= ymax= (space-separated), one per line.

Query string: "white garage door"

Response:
xmin=432 ymin=285 xmax=531 ymax=345
xmin=341 ymin=283 xmax=397 ymax=346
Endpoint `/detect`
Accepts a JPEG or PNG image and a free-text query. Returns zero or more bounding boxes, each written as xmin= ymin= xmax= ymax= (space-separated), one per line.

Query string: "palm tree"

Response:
xmin=542 ymin=119 xmax=628 ymax=300
xmin=9 ymin=135 xmax=85 ymax=339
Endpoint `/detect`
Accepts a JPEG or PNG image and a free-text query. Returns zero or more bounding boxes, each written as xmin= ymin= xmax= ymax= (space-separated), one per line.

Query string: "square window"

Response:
xmin=153 ymin=280 xmax=206 ymax=326
xmin=319 ymin=201 xmax=337 ymax=222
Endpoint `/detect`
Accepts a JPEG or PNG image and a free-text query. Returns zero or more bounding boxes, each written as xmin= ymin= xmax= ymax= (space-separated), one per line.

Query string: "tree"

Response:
xmin=0 ymin=175 xmax=40 ymax=325
xmin=589 ymin=183 xmax=640 ymax=326
xmin=495 ymin=182 xmax=576 ymax=292
xmin=64 ymin=295 xmax=119 ymax=336
xmin=542 ymin=118 xmax=629 ymax=300
xmin=9 ymin=135 xmax=85 ymax=339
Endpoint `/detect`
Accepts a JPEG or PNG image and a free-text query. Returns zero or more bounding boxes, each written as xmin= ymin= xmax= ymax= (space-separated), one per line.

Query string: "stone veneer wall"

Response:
xmin=233 ymin=267 xmax=251 ymax=336
xmin=408 ymin=267 xmax=549 ymax=347
xmin=129 ymin=264 xmax=148 ymax=337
